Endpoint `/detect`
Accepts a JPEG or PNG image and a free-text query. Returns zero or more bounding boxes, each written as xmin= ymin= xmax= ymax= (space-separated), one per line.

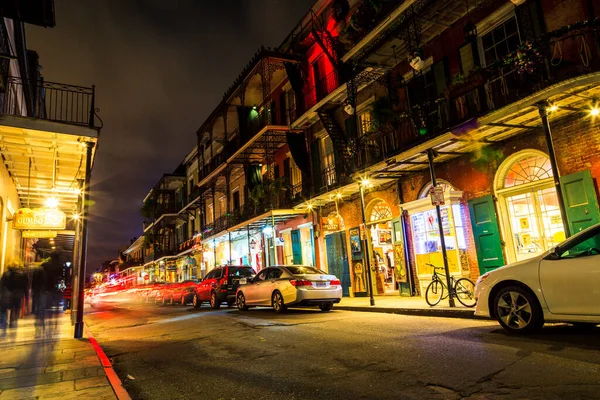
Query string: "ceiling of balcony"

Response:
xmin=0 ymin=119 xmax=98 ymax=216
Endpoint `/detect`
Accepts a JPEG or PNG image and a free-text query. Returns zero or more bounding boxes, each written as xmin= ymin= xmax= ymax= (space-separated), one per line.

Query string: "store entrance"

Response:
xmin=496 ymin=151 xmax=566 ymax=263
xmin=367 ymin=199 xmax=396 ymax=295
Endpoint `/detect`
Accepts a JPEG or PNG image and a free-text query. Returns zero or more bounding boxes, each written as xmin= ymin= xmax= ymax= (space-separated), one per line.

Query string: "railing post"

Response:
xmin=89 ymin=85 xmax=95 ymax=127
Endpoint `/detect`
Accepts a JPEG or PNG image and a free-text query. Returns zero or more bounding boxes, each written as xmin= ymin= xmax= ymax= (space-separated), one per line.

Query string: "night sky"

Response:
xmin=26 ymin=0 xmax=314 ymax=271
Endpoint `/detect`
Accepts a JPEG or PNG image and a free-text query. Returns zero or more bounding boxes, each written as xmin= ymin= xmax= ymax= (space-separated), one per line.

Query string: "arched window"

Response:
xmin=495 ymin=150 xmax=553 ymax=191
xmin=503 ymin=154 xmax=552 ymax=188
xmin=368 ymin=200 xmax=393 ymax=223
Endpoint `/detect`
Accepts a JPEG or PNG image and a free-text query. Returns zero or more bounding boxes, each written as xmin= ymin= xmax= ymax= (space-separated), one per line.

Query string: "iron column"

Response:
xmin=427 ymin=149 xmax=455 ymax=307
xmin=538 ymin=102 xmax=571 ymax=238
xmin=74 ymin=142 xmax=94 ymax=338
xmin=359 ymin=181 xmax=375 ymax=306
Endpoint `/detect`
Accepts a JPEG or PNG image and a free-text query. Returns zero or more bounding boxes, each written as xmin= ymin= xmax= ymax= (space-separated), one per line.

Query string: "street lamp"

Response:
xmin=358 ymin=178 xmax=375 ymax=306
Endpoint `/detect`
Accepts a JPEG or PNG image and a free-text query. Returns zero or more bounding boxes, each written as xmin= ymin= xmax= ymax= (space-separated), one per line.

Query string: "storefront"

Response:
xmin=494 ymin=150 xmax=566 ymax=264
xmin=366 ymin=200 xmax=396 ymax=295
xmin=403 ymin=182 xmax=471 ymax=296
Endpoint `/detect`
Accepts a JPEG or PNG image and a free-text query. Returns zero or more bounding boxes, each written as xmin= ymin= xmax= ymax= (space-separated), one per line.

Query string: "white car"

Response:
xmin=236 ymin=265 xmax=342 ymax=313
xmin=475 ymin=223 xmax=600 ymax=333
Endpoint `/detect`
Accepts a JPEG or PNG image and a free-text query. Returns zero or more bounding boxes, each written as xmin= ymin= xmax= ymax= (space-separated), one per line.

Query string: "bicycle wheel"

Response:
xmin=454 ymin=278 xmax=476 ymax=307
xmin=425 ymin=280 xmax=444 ymax=306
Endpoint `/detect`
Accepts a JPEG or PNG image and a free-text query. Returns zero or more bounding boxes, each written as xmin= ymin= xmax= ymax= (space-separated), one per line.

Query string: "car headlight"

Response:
xmin=476 ymin=273 xmax=490 ymax=286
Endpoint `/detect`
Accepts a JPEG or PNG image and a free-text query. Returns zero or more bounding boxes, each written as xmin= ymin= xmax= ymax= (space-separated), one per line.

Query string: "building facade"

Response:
xmin=139 ymin=0 xmax=600 ymax=301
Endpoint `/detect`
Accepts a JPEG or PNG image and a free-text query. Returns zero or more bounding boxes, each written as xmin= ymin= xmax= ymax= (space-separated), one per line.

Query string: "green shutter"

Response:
xmin=560 ymin=170 xmax=600 ymax=236
xmin=468 ymin=195 xmax=505 ymax=274
xmin=291 ymin=229 xmax=302 ymax=265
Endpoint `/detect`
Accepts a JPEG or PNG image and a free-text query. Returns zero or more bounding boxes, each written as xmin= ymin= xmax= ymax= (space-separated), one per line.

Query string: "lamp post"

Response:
xmin=358 ymin=179 xmax=375 ymax=306
xmin=538 ymin=102 xmax=571 ymax=238
xmin=426 ymin=149 xmax=455 ymax=308
xmin=74 ymin=142 xmax=94 ymax=339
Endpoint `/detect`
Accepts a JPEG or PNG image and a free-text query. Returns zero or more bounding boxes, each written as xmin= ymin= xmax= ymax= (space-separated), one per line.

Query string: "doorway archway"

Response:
xmin=494 ymin=150 xmax=566 ymax=263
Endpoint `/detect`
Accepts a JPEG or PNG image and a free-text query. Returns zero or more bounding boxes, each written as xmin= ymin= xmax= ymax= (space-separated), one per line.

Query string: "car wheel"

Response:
xmin=210 ymin=292 xmax=221 ymax=309
xmin=237 ymin=293 xmax=249 ymax=311
xmin=193 ymin=294 xmax=201 ymax=309
xmin=181 ymin=296 xmax=186 ymax=306
xmin=319 ymin=302 xmax=333 ymax=312
xmin=170 ymin=296 xmax=174 ymax=305
xmin=272 ymin=291 xmax=286 ymax=313
xmin=494 ymin=285 xmax=543 ymax=334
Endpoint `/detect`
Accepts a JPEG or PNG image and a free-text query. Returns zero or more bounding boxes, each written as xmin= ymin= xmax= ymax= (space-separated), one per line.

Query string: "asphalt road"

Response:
xmin=85 ymin=302 xmax=600 ymax=400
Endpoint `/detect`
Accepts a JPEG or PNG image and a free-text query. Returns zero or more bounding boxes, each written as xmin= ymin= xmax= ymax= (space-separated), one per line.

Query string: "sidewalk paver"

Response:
xmin=335 ymin=295 xmax=490 ymax=319
xmin=0 ymin=313 xmax=118 ymax=399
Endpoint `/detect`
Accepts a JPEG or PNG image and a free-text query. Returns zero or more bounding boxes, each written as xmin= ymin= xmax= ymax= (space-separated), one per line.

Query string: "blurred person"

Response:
xmin=30 ymin=264 xmax=48 ymax=332
xmin=42 ymin=252 xmax=63 ymax=312
xmin=0 ymin=263 xmax=28 ymax=330
xmin=0 ymin=269 xmax=11 ymax=337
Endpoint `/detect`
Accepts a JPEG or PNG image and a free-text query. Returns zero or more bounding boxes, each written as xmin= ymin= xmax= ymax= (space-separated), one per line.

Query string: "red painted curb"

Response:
xmin=86 ymin=326 xmax=132 ymax=400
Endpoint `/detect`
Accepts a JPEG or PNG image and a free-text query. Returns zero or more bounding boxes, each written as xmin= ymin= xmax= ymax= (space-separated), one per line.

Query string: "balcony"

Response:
xmin=1 ymin=77 xmax=97 ymax=127
xmin=199 ymin=151 xmax=227 ymax=181
xmin=357 ymin=25 xmax=600 ymax=170
xmin=301 ymin=70 xmax=339 ymax=114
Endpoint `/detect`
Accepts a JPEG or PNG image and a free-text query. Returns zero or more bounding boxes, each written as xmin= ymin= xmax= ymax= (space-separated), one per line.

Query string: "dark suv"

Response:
xmin=193 ymin=265 xmax=255 ymax=309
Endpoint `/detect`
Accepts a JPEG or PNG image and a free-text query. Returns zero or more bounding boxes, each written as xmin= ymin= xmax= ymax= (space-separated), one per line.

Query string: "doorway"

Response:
xmin=495 ymin=150 xmax=565 ymax=263
xmin=325 ymin=232 xmax=351 ymax=296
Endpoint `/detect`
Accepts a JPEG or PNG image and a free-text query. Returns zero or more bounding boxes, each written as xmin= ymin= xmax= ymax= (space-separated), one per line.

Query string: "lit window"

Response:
xmin=359 ymin=112 xmax=372 ymax=135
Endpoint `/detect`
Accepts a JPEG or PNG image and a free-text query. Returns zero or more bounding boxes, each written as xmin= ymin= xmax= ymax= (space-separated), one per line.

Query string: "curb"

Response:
xmin=334 ymin=306 xmax=492 ymax=320
xmin=85 ymin=325 xmax=132 ymax=400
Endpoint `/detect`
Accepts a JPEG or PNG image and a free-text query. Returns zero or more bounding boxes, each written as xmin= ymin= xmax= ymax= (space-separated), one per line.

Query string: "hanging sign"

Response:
xmin=13 ymin=208 xmax=66 ymax=230
xmin=22 ymin=230 xmax=58 ymax=239
xmin=321 ymin=215 xmax=340 ymax=232
xmin=430 ymin=185 xmax=445 ymax=206
xmin=275 ymin=236 xmax=285 ymax=246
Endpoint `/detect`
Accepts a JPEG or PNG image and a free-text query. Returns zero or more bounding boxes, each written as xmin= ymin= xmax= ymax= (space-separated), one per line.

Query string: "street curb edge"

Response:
xmin=334 ymin=306 xmax=492 ymax=320
xmin=85 ymin=324 xmax=132 ymax=400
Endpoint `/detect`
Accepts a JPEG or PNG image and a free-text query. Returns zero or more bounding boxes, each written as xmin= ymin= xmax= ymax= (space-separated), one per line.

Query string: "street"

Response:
xmin=85 ymin=304 xmax=600 ymax=400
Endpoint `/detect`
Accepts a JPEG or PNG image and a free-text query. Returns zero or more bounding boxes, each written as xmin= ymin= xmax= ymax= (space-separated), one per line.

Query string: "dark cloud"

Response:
xmin=26 ymin=0 xmax=313 ymax=271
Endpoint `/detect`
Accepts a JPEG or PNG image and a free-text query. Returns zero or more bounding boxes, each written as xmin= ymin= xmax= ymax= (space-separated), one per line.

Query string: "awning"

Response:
xmin=0 ymin=115 xmax=98 ymax=215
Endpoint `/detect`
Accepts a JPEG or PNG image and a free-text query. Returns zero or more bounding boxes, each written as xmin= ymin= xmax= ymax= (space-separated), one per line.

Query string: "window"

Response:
xmin=359 ymin=111 xmax=372 ymax=135
xmin=285 ymin=266 xmax=321 ymax=275
xmin=503 ymin=155 xmax=552 ymax=188
xmin=266 ymin=269 xmax=283 ymax=280
xmin=320 ymin=136 xmax=336 ymax=186
xmin=232 ymin=190 xmax=240 ymax=211
xmin=481 ymin=16 xmax=521 ymax=65
xmin=207 ymin=204 xmax=214 ymax=223
xmin=219 ymin=197 xmax=226 ymax=217
xmin=227 ymin=267 xmax=254 ymax=278
xmin=254 ymin=269 xmax=270 ymax=282
xmin=558 ymin=228 xmax=600 ymax=259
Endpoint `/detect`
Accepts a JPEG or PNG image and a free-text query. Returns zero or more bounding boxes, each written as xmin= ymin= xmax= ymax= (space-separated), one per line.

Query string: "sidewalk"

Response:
xmin=336 ymin=295 xmax=490 ymax=319
xmin=0 ymin=313 xmax=118 ymax=400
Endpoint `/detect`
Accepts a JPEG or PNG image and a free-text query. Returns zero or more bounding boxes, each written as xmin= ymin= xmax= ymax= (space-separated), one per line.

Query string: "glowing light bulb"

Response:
xmin=547 ymin=104 xmax=558 ymax=112
xmin=590 ymin=107 xmax=600 ymax=117
xmin=45 ymin=197 xmax=59 ymax=208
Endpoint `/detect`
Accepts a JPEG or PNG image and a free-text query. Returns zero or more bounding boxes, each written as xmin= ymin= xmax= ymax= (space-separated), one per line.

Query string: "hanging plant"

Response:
xmin=504 ymin=41 xmax=543 ymax=74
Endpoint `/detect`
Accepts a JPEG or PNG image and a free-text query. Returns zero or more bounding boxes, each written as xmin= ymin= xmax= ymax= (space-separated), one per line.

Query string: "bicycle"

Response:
xmin=424 ymin=263 xmax=476 ymax=307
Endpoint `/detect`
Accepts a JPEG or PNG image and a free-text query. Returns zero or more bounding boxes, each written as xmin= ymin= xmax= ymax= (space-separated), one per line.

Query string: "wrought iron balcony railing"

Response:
xmin=357 ymin=24 xmax=600 ymax=170
xmin=0 ymin=76 xmax=97 ymax=127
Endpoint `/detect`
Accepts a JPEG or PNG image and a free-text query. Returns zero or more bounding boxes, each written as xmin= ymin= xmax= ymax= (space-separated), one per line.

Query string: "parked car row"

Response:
xmin=88 ymin=265 xmax=343 ymax=314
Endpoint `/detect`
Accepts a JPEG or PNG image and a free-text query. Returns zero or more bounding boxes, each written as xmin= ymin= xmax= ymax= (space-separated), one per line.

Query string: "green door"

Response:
xmin=468 ymin=195 xmax=505 ymax=274
xmin=291 ymin=229 xmax=302 ymax=264
xmin=560 ymin=170 xmax=600 ymax=236
xmin=325 ymin=232 xmax=351 ymax=296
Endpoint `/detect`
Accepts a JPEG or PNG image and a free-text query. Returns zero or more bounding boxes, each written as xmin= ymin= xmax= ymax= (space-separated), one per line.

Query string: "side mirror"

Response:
xmin=546 ymin=246 xmax=561 ymax=260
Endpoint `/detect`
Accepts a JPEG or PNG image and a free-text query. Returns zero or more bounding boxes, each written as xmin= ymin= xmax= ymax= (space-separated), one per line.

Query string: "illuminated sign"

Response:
xmin=22 ymin=230 xmax=58 ymax=239
xmin=13 ymin=208 xmax=66 ymax=230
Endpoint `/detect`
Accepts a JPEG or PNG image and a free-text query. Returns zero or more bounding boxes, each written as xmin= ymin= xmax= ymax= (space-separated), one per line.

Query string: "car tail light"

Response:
xmin=329 ymin=279 xmax=341 ymax=286
xmin=290 ymin=279 xmax=312 ymax=287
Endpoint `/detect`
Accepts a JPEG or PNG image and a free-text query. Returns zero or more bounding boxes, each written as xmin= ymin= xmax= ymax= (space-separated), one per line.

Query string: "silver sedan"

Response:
xmin=236 ymin=265 xmax=342 ymax=313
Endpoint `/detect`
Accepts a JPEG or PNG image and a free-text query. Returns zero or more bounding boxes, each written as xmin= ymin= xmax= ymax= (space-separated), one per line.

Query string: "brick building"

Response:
xmin=139 ymin=0 xmax=600 ymax=302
